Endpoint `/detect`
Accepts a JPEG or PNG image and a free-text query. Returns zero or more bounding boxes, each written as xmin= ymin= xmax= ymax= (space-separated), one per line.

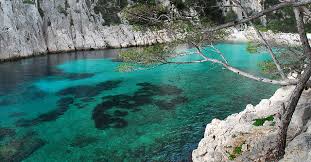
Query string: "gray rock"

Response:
xmin=193 ymin=87 xmax=311 ymax=162
xmin=0 ymin=0 xmax=173 ymax=61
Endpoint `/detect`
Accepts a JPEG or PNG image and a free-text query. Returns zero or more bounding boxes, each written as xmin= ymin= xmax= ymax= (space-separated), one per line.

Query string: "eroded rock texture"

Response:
xmin=192 ymin=86 xmax=311 ymax=162
xmin=0 ymin=0 xmax=172 ymax=60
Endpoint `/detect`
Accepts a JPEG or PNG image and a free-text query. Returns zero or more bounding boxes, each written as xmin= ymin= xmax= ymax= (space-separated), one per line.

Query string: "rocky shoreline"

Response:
xmin=0 ymin=26 xmax=173 ymax=62
xmin=192 ymin=26 xmax=311 ymax=162
xmin=225 ymin=27 xmax=311 ymax=46
xmin=192 ymin=86 xmax=311 ymax=162
xmin=1 ymin=0 xmax=310 ymax=62
xmin=0 ymin=0 xmax=174 ymax=61
xmin=0 ymin=0 xmax=308 ymax=62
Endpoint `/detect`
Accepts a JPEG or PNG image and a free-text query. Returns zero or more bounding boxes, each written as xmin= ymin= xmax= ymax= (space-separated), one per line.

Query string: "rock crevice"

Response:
xmin=0 ymin=0 xmax=173 ymax=61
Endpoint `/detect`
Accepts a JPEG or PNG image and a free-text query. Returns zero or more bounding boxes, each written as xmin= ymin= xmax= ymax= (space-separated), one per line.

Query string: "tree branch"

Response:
xmin=207 ymin=44 xmax=229 ymax=64
xmin=230 ymin=0 xmax=286 ymax=79
xmin=205 ymin=0 xmax=311 ymax=32
xmin=167 ymin=47 xmax=298 ymax=86
xmin=294 ymin=7 xmax=311 ymax=61
xmin=275 ymin=5 xmax=311 ymax=159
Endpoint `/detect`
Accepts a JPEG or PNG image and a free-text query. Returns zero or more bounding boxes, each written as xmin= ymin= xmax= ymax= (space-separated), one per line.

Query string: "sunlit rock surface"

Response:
xmin=193 ymin=86 xmax=311 ymax=162
xmin=225 ymin=27 xmax=311 ymax=46
xmin=0 ymin=0 xmax=172 ymax=60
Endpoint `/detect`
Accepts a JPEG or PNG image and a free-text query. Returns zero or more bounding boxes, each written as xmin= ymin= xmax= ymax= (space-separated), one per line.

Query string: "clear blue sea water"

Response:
xmin=0 ymin=43 xmax=278 ymax=161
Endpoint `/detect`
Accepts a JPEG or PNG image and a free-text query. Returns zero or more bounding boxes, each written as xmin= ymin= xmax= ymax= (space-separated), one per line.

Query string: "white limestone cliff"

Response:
xmin=0 ymin=0 xmax=173 ymax=61
xmin=192 ymin=86 xmax=311 ymax=162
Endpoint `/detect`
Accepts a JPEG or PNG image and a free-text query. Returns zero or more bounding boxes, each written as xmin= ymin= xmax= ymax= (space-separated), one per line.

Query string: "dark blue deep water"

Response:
xmin=0 ymin=43 xmax=278 ymax=161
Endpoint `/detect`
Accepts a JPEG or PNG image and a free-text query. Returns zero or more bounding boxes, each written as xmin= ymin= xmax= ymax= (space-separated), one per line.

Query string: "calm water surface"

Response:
xmin=0 ymin=43 xmax=278 ymax=161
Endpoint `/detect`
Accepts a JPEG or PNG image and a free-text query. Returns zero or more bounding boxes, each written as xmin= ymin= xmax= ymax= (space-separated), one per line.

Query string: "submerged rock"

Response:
xmin=8 ymin=112 xmax=27 ymax=118
xmin=0 ymin=131 xmax=45 ymax=162
xmin=92 ymin=82 xmax=187 ymax=129
xmin=114 ymin=110 xmax=128 ymax=117
xmin=154 ymin=96 xmax=188 ymax=110
xmin=92 ymin=112 xmax=128 ymax=129
xmin=16 ymin=97 xmax=74 ymax=127
xmin=70 ymin=135 xmax=98 ymax=148
xmin=192 ymin=86 xmax=311 ymax=162
xmin=57 ymin=80 xmax=122 ymax=99
xmin=0 ymin=127 xmax=16 ymax=140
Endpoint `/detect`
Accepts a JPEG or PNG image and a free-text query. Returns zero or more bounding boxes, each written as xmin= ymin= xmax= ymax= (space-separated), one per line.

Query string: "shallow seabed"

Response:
xmin=0 ymin=43 xmax=278 ymax=161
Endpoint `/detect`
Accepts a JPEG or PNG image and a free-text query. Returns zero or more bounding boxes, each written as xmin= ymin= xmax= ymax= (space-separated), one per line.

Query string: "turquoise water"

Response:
xmin=0 ymin=43 xmax=278 ymax=161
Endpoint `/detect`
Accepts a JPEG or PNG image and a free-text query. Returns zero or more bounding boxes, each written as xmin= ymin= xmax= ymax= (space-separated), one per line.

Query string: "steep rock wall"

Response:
xmin=221 ymin=0 xmax=266 ymax=26
xmin=0 ymin=0 xmax=172 ymax=61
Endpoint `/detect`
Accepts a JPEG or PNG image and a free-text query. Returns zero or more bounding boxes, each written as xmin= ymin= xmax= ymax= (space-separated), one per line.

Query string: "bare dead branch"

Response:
xmin=230 ymin=0 xmax=286 ymax=79
xmin=294 ymin=7 xmax=311 ymax=61
xmin=207 ymin=44 xmax=229 ymax=64
xmin=205 ymin=0 xmax=311 ymax=32
xmin=190 ymin=41 xmax=209 ymax=60
xmin=167 ymin=47 xmax=299 ymax=86
xmin=275 ymin=6 xmax=311 ymax=159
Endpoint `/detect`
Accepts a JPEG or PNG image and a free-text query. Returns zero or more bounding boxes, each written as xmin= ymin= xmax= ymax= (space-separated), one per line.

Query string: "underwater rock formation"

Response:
xmin=0 ymin=127 xmax=16 ymax=140
xmin=57 ymin=80 xmax=122 ymax=98
xmin=70 ymin=135 xmax=98 ymax=148
xmin=0 ymin=131 xmax=45 ymax=162
xmin=92 ymin=82 xmax=187 ymax=130
xmin=15 ymin=97 xmax=74 ymax=127
xmin=15 ymin=80 xmax=122 ymax=127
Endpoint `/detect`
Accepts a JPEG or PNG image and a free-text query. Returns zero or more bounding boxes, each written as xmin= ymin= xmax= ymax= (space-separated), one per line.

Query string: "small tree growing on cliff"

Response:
xmin=119 ymin=0 xmax=311 ymax=160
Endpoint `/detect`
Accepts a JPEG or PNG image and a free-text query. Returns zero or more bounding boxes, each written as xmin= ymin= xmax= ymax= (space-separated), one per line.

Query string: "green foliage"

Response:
xmin=171 ymin=0 xmax=187 ymax=10
xmin=224 ymin=9 xmax=238 ymax=23
xmin=118 ymin=44 xmax=170 ymax=67
xmin=23 ymin=0 xmax=35 ymax=4
xmin=246 ymin=42 xmax=260 ymax=54
xmin=260 ymin=1 xmax=311 ymax=32
xmin=259 ymin=61 xmax=277 ymax=76
xmin=254 ymin=24 xmax=269 ymax=32
xmin=122 ymin=3 xmax=169 ymax=30
xmin=183 ymin=0 xmax=224 ymax=23
xmin=227 ymin=144 xmax=243 ymax=160
xmin=258 ymin=47 xmax=306 ymax=78
xmin=234 ymin=146 xmax=242 ymax=155
xmin=117 ymin=44 xmax=172 ymax=72
xmin=253 ymin=115 xmax=274 ymax=126
xmin=94 ymin=0 xmax=128 ymax=25
xmin=116 ymin=63 xmax=135 ymax=72
xmin=132 ymin=0 xmax=156 ymax=5
xmin=116 ymin=0 xmax=226 ymax=72
xmin=266 ymin=19 xmax=295 ymax=33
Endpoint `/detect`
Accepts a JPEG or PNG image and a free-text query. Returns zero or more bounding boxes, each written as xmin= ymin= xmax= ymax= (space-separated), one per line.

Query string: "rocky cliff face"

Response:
xmin=192 ymin=86 xmax=311 ymax=162
xmin=0 ymin=0 xmax=172 ymax=61
xmin=220 ymin=0 xmax=266 ymax=26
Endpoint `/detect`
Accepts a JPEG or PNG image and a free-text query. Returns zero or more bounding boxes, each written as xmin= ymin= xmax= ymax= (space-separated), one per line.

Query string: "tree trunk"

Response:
xmin=275 ymin=6 xmax=311 ymax=159
xmin=276 ymin=64 xmax=311 ymax=159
